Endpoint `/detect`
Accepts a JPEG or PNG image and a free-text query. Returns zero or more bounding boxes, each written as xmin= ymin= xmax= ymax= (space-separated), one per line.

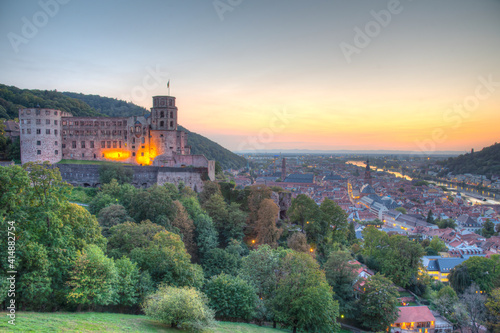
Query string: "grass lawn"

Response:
xmin=57 ymin=159 xmax=134 ymax=166
xmin=0 ymin=312 xmax=292 ymax=332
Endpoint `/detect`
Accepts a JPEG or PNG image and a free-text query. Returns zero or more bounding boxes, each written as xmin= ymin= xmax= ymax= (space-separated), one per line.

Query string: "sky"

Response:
xmin=1 ymin=0 xmax=499 ymax=153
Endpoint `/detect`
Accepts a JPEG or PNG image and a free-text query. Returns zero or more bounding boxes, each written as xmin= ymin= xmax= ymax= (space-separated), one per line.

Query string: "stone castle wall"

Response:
xmin=56 ymin=164 xmax=206 ymax=191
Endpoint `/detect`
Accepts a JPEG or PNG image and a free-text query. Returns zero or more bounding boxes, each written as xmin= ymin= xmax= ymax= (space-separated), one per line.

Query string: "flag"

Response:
xmin=167 ymin=80 xmax=170 ymax=88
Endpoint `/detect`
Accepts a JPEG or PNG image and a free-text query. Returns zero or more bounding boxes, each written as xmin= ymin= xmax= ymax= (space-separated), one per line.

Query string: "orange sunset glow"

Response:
xmin=103 ymin=150 xmax=131 ymax=161
xmin=2 ymin=1 xmax=499 ymax=153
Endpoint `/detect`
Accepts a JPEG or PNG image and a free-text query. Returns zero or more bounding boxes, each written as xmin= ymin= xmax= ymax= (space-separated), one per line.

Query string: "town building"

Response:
xmin=391 ymin=306 xmax=436 ymax=333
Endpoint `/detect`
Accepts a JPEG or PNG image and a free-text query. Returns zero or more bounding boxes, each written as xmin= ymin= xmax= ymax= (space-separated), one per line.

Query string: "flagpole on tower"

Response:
xmin=167 ymin=80 xmax=170 ymax=96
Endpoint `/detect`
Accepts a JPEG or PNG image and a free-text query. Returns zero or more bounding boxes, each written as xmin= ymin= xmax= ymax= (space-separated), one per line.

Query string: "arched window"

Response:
xmin=160 ymin=111 xmax=164 ymax=118
xmin=170 ymin=111 xmax=173 ymax=118
xmin=170 ymin=121 xmax=173 ymax=128
xmin=160 ymin=121 xmax=164 ymax=127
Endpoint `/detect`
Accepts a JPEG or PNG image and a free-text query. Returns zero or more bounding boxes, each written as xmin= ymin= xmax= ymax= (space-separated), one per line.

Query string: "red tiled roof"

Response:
xmin=394 ymin=306 xmax=435 ymax=324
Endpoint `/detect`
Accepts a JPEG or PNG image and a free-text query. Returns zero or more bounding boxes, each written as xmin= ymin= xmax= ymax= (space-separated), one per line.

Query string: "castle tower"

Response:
xmin=150 ymin=96 xmax=178 ymax=131
xmin=18 ymin=107 xmax=70 ymax=164
xmin=364 ymin=159 xmax=372 ymax=186
xmin=281 ymin=157 xmax=286 ymax=180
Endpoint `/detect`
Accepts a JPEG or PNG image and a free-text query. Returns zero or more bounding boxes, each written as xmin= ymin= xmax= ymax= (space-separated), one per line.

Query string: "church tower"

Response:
xmin=150 ymin=96 xmax=178 ymax=130
xmin=364 ymin=159 xmax=372 ymax=185
xmin=281 ymin=158 xmax=287 ymax=180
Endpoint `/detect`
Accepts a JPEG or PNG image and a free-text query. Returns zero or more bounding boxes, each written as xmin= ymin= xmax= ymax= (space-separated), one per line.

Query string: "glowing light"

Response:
xmin=103 ymin=150 xmax=131 ymax=161
xmin=136 ymin=142 xmax=158 ymax=165
xmin=309 ymin=248 xmax=314 ymax=252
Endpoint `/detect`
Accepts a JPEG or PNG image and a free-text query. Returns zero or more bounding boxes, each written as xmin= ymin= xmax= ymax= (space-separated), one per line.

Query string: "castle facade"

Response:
xmin=19 ymin=95 xmax=215 ymax=181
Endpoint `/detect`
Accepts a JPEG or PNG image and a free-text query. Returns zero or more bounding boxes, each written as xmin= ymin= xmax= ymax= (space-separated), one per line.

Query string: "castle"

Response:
xmin=18 ymin=95 xmax=215 ymax=188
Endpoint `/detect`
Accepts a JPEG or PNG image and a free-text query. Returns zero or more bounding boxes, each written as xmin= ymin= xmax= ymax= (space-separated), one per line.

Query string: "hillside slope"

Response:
xmin=0 ymin=84 xmax=102 ymax=119
xmin=62 ymin=92 xmax=147 ymax=117
xmin=441 ymin=142 xmax=500 ymax=177
xmin=178 ymin=125 xmax=246 ymax=170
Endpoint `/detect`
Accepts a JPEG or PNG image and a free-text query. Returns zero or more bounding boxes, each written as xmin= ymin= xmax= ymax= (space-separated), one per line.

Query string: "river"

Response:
xmin=347 ymin=161 xmax=413 ymax=181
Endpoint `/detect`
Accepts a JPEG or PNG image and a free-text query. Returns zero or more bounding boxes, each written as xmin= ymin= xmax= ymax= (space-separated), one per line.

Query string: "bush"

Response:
xmin=142 ymin=285 xmax=216 ymax=332
xmin=204 ymin=273 xmax=257 ymax=321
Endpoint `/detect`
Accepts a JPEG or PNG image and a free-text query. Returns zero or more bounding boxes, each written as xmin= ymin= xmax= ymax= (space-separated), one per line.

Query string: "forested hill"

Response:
xmin=0 ymin=84 xmax=102 ymax=118
xmin=0 ymin=84 xmax=246 ymax=169
xmin=441 ymin=142 xmax=500 ymax=177
xmin=178 ymin=125 xmax=247 ymax=170
xmin=62 ymin=92 xmax=147 ymax=117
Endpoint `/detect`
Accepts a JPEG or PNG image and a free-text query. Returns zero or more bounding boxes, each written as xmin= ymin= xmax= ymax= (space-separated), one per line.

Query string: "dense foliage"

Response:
xmin=4 ymin=166 xmax=497 ymax=332
xmin=440 ymin=142 xmax=500 ymax=177
xmin=0 ymin=84 xmax=102 ymax=119
xmin=204 ymin=273 xmax=258 ymax=321
xmin=62 ymin=92 xmax=147 ymax=117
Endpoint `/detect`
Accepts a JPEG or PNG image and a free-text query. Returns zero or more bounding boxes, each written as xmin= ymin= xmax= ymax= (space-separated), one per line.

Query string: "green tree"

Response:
xmin=202 ymin=193 xmax=229 ymax=242
xmin=347 ymin=221 xmax=356 ymax=244
xmin=288 ymin=194 xmax=319 ymax=232
xmin=129 ymin=230 xmax=203 ymax=288
xmin=204 ymin=273 xmax=258 ymax=321
xmin=362 ymin=227 xmax=424 ymax=288
xmin=320 ymin=198 xmax=348 ymax=244
xmin=129 ymin=185 xmax=176 ymax=226
xmin=172 ymin=200 xmax=197 ymax=261
xmin=359 ymin=274 xmax=399 ymax=331
xmin=97 ymin=204 xmax=134 ymax=237
xmin=485 ymin=288 xmax=500 ymax=332
xmin=107 ymin=220 xmax=165 ymax=259
xmin=224 ymin=202 xmax=247 ymax=243
xmin=66 ymin=244 xmax=118 ymax=309
xmin=114 ymin=256 xmax=140 ymax=307
xmin=429 ymin=236 xmax=447 ymax=253
xmin=438 ymin=218 xmax=457 ymax=229
xmin=17 ymin=242 xmax=52 ymax=310
xmin=449 ymin=263 xmax=472 ymax=295
xmin=239 ymin=245 xmax=282 ymax=325
xmin=0 ymin=164 xmax=107 ymax=308
xmin=482 ymin=219 xmax=495 ymax=238
xmin=395 ymin=207 xmax=407 ymax=214
xmin=324 ymin=251 xmax=360 ymax=318
xmin=202 ymin=247 xmax=241 ymax=278
xmin=142 ymin=285 xmax=216 ymax=332
xmin=193 ymin=213 xmax=219 ymax=261
xmin=427 ymin=210 xmax=435 ymax=224
xmin=89 ymin=192 xmax=116 ymax=215
xmin=199 ymin=181 xmax=222 ymax=205
xmin=463 ymin=256 xmax=500 ymax=293
xmin=98 ymin=164 xmax=133 ymax=184
xmin=272 ymin=251 xmax=340 ymax=333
